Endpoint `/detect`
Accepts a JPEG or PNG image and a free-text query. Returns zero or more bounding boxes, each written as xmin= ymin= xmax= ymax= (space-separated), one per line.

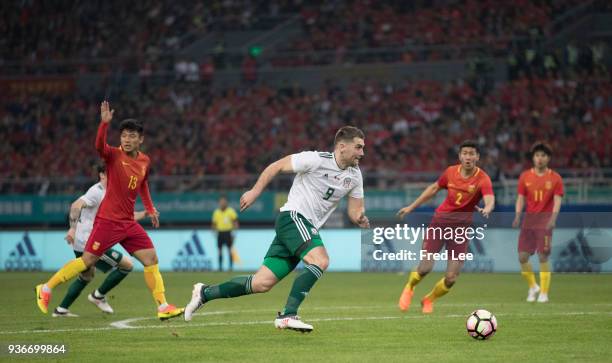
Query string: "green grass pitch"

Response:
xmin=1 ymin=272 xmax=611 ymax=362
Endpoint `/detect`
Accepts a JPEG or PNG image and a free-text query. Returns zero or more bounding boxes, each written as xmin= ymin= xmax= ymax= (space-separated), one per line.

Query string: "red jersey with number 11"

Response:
xmin=518 ymin=168 xmax=564 ymax=213
xmin=95 ymin=122 xmax=155 ymax=221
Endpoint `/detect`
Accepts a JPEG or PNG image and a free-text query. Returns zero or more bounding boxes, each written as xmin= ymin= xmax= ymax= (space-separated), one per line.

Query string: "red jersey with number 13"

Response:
xmin=95 ymin=122 xmax=155 ymax=221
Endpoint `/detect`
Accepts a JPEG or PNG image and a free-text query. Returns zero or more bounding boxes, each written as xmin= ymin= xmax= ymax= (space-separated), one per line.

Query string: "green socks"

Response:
xmin=199 ymin=264 xmax=324 ymax=315
xmin=97 ymin=268 xmax=131 ymax=295
xmin=202 ymin=275 xmax=254 ymax=301
xmin=59 ymin=276 xmax=89 ymax=309
xmin=58 ymin=268 xmax=131 ymax=309
xmin=282 ymin=264 xmax=323 ymax=315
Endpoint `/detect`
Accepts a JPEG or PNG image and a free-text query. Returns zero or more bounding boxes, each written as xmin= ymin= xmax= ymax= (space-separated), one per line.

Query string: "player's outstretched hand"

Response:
xmin=240 ymin=189 xmax=259 ymax=212
xmin=476 ymin=206 xmax=491 ymax=218
xmin=65 ymin=228 xmax=75 ymax=245
xmin=397 ymin=206 xmax=413 ymax=219
xmin=356 ymin=213 xmax=370 ymax=228
xmin=148 ymin=208 xmax=160 ymax=228
xmin=100 ymin=100 xmax=114 ymax=123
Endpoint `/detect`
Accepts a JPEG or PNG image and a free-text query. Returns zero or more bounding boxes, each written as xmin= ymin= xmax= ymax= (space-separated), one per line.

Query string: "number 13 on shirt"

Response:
xmin=128 ymin=176 xmax=138 ymax=190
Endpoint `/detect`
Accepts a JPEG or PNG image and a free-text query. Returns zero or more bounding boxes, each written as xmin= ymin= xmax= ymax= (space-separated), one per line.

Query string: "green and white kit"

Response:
xmin=264 ymin=151 xmax=364 ymax=278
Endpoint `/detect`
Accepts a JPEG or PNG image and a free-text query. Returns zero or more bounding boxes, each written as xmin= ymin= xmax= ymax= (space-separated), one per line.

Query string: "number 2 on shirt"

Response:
xmin=128 ymin=175 xmax=138 ymax=190
xmin=455 ymin=192 xmax=463 ymax=205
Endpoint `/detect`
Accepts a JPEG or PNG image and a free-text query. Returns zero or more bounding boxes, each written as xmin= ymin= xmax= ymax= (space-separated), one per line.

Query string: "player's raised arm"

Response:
xmin=348 ymin=197 xmax=370 ymax=228
xmin=96 ymin=101 xmax=115 ymax=159
xmin=240 ymin=155 xmax=293 ymax=211
xmin=397 ymin=182 xmax=441 ymax=219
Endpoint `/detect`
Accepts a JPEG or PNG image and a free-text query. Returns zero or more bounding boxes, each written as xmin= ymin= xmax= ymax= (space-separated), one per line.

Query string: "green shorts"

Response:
xmin=263 ymin=211 xmax=324 ymax=280
xmin=74 ymin=249 xmax=123 ymax=273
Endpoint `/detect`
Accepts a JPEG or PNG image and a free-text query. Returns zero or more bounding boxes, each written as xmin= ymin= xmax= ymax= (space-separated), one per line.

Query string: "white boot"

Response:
xmin=537 ymin=292 xmax=549 ymax=303
xmin=274 ymin=313 xmax=313 ymax=333
xmin=88 ymin=292 xmax=114 ymax=313
xmin=527 ymin=284 xmax=540 ymax=302
xmin=184 ymin=283 xmax=208 ymax=322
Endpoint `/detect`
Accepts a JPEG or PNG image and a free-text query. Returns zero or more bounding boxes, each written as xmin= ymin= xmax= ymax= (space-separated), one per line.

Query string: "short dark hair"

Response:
xmin=95 ymin=162 xmax=106 ymax=174
xmin=119 ymin=118 xmax=143 ymax=135
xmin=334 ymin=126 xmax=365 ymax=145
xmin=530 ymin=141 xmax=552 ymax=157
xmin=219 ymin=195 xmax=227 ymax=201
xmin=459 ymin=139 xmax=479 ymax=153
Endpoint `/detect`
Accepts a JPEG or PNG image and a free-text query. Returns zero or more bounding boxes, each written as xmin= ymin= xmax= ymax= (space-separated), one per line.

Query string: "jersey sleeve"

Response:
xmin=437 ymin=168 xmax=449 ymax=189
xmin=95 ymin=122 xmax=118 ymax=161
xmin=349 ymin=171 xmax=364 ymax=199
xmin=139 ymin=167 xmax=155 ymax=214
xmin=80 ymin=184 xmax=103 ymax=208
xmin=291 ymin=151 xmax=322 ymax=173
xmin=229 ymin=208 xmax=238 ymax=220
xmin=554 ymin=174 xmax=564 ymax=196
xmin=212 ymin=210 xmax=219 ymax=224
xmin=480 ymin=174 xmax=494 ymax=196
xmin=517 ymin=172 xmax=527 ymax=196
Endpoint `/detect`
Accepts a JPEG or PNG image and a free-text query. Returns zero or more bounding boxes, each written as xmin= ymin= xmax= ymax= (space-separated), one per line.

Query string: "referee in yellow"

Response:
xmin=212 ymin=195 xmax=239 ymax=271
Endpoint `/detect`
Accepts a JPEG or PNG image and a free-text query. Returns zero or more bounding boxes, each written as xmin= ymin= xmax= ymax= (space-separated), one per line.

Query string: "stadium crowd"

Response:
xmin=3 ymin=0 xmax=607 ymax=74
xmin=0 ymin=0 xmax=297 ymax=74
xmin=2 ymin=1 xmax=611 ymax=193
xmin=2 ymin=71 xmax=610 ymax=191
xmin=271 ymin=0 xmax=588 ymax=66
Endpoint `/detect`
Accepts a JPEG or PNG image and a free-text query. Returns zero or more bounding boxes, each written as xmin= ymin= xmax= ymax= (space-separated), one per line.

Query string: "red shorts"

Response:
xmin=84 ymin=218 xmax=154 ymax=256
xmin=421 ymin=217 xmax=471 ymax=255
xmin=518 ymin=228 xmax=552 ymax=254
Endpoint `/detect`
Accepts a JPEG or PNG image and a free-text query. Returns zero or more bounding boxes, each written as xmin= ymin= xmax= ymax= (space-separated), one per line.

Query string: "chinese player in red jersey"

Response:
xmin=397 ymin=140 xmax=495 ymax=313
xmin=512 ymin=142 xmax=564 ymax=303
xmin=35 ymin=101 xmax=183 ymax=320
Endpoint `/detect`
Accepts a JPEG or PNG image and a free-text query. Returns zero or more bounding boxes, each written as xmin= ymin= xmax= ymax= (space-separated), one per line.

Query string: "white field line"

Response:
xmin=113 ymin=310 xmax=612 ymax=330
xmin=1 ymin=307 xmax=611 ymax=335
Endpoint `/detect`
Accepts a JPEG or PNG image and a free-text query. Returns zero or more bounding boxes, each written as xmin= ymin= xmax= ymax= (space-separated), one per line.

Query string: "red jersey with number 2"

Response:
xmin=95 ymin=122 xmax=155 ymax=221
xmin=436 ymin=165 xmax=493 ymax=215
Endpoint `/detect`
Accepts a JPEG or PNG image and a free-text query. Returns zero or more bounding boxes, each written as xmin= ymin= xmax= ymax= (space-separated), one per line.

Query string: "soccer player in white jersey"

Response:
xmin=53 ymin=164 xmax=145 ymax=317
xmin=185 ymin=126 xmax=370 ymax=332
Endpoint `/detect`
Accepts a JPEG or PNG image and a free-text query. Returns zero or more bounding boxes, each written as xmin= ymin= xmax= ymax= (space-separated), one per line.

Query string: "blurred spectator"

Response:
xmin=241 ymin=55 xmax=258 ymax=84
xmin=213 ymin=40 xmax=227 ymax=69
xmin=186 ymin=60 xmax=200 ymax=82
xmin=174 ymin=59 xmax=190 ymax=81
xmin=200 ymin=58 xmax=215 ymax=85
